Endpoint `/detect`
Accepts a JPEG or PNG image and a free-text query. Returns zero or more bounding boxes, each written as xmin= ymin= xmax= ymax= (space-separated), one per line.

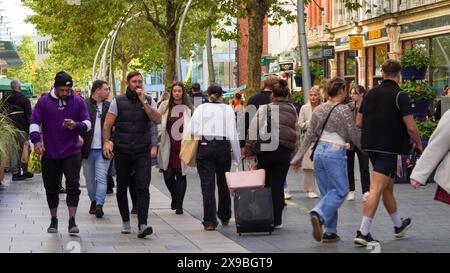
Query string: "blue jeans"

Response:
xmin=311 ymin=142 xmax=349 ymax=234
xmin=82 ymin=149 xmax=111 ymax=206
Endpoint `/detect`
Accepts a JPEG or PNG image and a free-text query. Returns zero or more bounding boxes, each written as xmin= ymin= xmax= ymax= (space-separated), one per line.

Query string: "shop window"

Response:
xmin=374 ymin=45 xmax=388 ymax=76
xmin=431 ymin=34 xmax=450 ymax=94
xmin=345 ymin=51 xmax=356 ymax=76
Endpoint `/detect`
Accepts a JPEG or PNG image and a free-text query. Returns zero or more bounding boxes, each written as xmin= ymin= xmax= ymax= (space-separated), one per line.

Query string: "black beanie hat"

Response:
xmin=54 ymin=71 xmax=73 ymax=88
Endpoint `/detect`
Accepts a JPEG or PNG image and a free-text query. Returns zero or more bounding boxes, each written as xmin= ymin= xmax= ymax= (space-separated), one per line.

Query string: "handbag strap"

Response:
xmin=311 ymin=103 xmax=341 ymax=152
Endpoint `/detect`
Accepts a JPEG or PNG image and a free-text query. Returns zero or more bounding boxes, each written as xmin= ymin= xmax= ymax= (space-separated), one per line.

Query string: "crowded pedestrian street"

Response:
xmin=1 ymin=166 xmax=449 ymax=253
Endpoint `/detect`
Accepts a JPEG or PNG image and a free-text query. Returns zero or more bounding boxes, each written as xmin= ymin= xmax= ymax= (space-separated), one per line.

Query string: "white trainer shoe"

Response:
xmin=307 ymin=192 xmax=319 ymax=199
xmin=284 ymin=190 xmax=292 ymax=200
xmin=346 ymin=191 xmax=355 ymax=201
xmin=363 ymin=192 xmax=370 ymax=202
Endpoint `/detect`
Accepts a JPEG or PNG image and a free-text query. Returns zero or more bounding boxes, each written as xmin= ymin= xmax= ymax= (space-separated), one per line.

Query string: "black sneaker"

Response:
xmin=95 ymin=205 xmax=104 ymax=218
xmin=12 ymin=174 xmax=26 ymax=181
xmin=47 ymin=217 xmax=58 ymax=233
xmin=322 ymin=233 xmax=341 ymax=243
xmin=130 ymin=207 xmax=137 ymax=214
xmin=68 ymin=217 xmax=79 ymax=234
xmin=137 ymin=225 xmax=153 ymax=239
xmin=394 ymin=218 xmax=412 ymax=238
xmin=89 ymin=201 xmax=97 ymax=215
xmin=59 ymin=187 xmax=67 ymax=194
xmin=176 ymin=209 xmax=184 ymax=215
xmin=171 ymin=199 xmax=176 ymax=210
xmin=22 ymin=172 xmax=34 ymax=179
xmin=310 ymin=211 xmax=323 ymax=242
xmin=354 ymin=230 xmax=379 ymax=246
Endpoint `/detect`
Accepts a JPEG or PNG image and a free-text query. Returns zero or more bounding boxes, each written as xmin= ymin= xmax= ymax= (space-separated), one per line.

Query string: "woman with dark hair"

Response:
xmin=187 ymin=85 xmax=241 ymax=230
xmin=245 ymin=79 xmax=300 ymax=229
xmin=346 ymin=85 xmax=371 ymax=201
xmin=291 ymin=77 xmax=361 ymax=243
xmin=157 ymin=82 xmax=194 ymax=215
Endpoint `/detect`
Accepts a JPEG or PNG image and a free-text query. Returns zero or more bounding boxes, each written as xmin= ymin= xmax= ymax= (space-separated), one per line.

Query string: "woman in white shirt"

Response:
xmin=187 ymin=85 xmax=241 ymax=231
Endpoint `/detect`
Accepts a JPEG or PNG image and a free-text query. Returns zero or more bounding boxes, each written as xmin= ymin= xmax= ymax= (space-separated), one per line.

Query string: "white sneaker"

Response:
xmin=274 ymin=224 xmax=283 ymax=229
xmin=363 ymin=192 xmax=370 ymax=202
xmin=307 ymin=192 xmax=319 ymax=199
xmin=284 ymin=190 xmax=292 ymax=200
xmin=346 ymin=191 xmax=355 ymax=201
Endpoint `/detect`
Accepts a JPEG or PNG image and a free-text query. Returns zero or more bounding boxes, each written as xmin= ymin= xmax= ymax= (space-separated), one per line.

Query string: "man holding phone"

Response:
xmin=102 ymin=71 xmax=160 ymax=238
xmin=30 ymin=71 xmax=91 ymax=234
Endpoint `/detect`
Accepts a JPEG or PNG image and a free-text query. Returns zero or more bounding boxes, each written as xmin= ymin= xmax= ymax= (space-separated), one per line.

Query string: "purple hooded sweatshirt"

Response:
xmin=30 ymin=89 xmax=91 ymax=160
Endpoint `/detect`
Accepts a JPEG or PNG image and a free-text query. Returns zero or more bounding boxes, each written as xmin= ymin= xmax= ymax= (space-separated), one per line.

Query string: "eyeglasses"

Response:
xmin=130 ymin=80 xmax=143 ymax=84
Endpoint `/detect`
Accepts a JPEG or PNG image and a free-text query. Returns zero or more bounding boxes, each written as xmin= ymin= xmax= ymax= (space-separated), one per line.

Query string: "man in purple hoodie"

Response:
xmin=30 ymin=71 xmax=91 ymax=234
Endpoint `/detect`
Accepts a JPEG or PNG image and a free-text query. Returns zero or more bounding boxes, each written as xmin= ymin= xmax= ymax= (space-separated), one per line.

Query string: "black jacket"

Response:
xmin=2 ymin=91 xmax=32 ymax=133
xmin=81 ymin=98 xmax=110 ymax=159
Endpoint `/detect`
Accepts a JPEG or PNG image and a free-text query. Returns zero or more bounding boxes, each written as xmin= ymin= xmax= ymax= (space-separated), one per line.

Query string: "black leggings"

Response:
xmin=163 ymin=168 xmax=187 ymax=210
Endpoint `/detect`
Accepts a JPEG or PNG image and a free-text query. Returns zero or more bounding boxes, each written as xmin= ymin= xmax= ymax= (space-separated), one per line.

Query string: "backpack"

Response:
xmin=2 ymin=100 xmax=28 ymax=132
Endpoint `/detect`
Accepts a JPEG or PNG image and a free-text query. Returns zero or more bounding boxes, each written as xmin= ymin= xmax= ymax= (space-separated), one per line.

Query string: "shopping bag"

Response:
xmin=180 ymin=135 xmax=199 ymax=167
xmin=27 ymin=149 xmax=42 ymax=174
xmin=434 ymin=186 xmax=450 ymax=205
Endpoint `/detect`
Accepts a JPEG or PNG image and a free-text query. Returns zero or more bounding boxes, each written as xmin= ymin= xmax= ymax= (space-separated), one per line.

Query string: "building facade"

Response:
xmin=329 ymin=0 xmax=450 ymax=93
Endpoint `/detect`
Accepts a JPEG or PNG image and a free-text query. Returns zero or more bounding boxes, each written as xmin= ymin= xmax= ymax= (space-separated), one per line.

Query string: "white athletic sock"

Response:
xmin=390 ymin=212 xmax=402 ymax=228
xmin=359 ymin=216 xmax=373 ymax=236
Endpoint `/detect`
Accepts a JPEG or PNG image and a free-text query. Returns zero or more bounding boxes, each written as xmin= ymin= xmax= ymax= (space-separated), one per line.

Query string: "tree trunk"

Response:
xmin=120 ymin=59 xmax=129 ymax=94
xmin=165 ymin=32 xmax=177 ymax=90
xmin=206 ymin=6 xmax=216 ymax=86
xmin=246 ymin=0 xmax=269 ymax=98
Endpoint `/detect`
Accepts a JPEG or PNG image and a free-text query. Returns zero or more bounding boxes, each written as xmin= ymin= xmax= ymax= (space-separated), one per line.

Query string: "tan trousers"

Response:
xmin=302 ymin=169 xmax=317 ymax=193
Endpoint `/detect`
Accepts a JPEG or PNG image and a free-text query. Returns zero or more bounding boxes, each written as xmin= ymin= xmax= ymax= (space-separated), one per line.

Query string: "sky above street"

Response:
xmin=1 ymin=0 xmax=36 ymax=40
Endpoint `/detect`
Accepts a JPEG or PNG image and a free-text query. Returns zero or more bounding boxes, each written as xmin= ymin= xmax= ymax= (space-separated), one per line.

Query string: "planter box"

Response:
xmin=401 ymin=66 xmax=427 ymax=80
xmin=411 ymin=99 xmax=430 ymax=118
xmin=294 ymin=74 xmax=315 ymax=87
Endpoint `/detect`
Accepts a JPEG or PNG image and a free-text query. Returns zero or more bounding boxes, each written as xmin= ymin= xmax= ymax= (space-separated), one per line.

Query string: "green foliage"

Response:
xmin=6 ymin=36 xmax=37 ymax=86
xmin=416 ymin=119 xmax=438 ymax=140
xmin=401 ymin=81 xmax=436 ymax=103
xmin=400 ymin=48 xmax=432 ymax=69
xmin=0 ymin=100 xmax=21 ymax=163
xmin=291 ymin=91 xmax=304 ymax=106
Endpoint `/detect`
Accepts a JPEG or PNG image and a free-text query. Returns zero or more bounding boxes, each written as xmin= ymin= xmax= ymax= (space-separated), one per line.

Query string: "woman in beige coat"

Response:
xmin=157 ymin=82 xmax=195 ymax=215
xmin=298 ymin=87 xmax=321 ymax=198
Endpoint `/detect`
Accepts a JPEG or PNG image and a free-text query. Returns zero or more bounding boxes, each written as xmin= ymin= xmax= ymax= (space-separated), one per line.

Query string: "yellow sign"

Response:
xmin=368 ymin=29 xmax=382 ymax=40
xmin=349 ymin=35 xmax=364 ymax=50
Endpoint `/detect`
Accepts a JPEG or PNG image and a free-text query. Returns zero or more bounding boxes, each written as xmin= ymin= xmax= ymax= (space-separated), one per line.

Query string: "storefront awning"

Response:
xmin=0 ymin=40 xmax=23 ymax=68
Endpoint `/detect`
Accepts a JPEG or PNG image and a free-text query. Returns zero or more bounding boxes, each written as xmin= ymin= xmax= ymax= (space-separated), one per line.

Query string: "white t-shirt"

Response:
xmin=91 ymin=102 xmax=103 ymax=149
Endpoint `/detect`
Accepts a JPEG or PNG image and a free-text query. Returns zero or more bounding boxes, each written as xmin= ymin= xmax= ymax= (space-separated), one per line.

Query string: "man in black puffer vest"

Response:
xmin=102 ymin=71 xmax=161 ymax=238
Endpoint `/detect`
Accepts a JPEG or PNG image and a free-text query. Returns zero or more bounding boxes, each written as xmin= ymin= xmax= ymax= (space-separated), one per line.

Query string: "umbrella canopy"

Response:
xmin=0 ymin=77 xmax=34 ymax=97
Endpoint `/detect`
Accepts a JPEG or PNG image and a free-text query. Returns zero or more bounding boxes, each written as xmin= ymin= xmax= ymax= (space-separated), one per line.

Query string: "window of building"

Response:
xmin=431 ymin=34 xmax=450 ymax=94
xmin=374 ymin=44 xmax=388 ymax=76
xmin=345 ymin=51 xmax=356 ymax=76
xmin=149 ymin=71 xmax=164 ymax=85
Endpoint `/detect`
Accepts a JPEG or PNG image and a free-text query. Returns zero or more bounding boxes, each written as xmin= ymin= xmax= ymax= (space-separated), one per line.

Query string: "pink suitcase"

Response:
xmin=225 ymin=163 xmax=266 ymax=194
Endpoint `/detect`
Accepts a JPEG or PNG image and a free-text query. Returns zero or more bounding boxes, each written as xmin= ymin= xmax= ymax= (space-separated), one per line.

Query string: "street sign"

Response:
xmin=279 ymin=62 xmax=294 ymax=72
xmin=322 ymin=46 xmax=335 ymax=59
xmin=349 ymin=35 xmax=364 ymax=50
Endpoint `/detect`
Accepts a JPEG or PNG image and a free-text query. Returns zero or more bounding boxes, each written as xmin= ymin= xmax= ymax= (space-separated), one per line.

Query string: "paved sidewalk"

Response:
xmin=0 ymin=173 xmax=249 ymax=253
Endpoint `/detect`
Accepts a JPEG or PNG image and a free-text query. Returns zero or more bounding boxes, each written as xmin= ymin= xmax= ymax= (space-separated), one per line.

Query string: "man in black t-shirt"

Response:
xmin=354 ymin=60 xmax=422 ymax=246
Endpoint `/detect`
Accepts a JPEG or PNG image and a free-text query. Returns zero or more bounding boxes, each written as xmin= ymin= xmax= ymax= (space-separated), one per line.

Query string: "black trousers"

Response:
xmin=347 ymin=147 xmax=371 ymax=194
xmin=257 ymin=146 xmax=292 ymax=226
xmin=163 ymin=168 xmax=187 ymax=210
xmin=196 ymin=139 xmax=232 ymax=226
xmin=115 ymin=153 xmax=151 ymax=227
xmin=129 ymin=173 xmax=137 ymax=209
xmin=42 ymin=153 xmax=82 ymax=209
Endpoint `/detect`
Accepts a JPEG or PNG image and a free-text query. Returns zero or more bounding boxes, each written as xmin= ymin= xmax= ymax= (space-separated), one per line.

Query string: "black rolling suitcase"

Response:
xmin=234 ymin=188 xmax=274 ymax=235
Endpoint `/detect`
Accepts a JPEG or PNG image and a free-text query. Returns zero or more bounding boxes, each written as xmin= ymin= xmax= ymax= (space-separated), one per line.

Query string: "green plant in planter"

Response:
xmin=0 ymin=100 xmax=21 ymax=165
xmin=291 ymin=91 xmax=305 ymax=106
xmin=400 ymin=48 xmax=432 ymax=69
xmin=416 ymin=119 xmax=438 ymax=140
xmin=401 ymin=81 xmax=435 ymax=103
xmin=295 ymin=63 xmax=323 ymax=82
